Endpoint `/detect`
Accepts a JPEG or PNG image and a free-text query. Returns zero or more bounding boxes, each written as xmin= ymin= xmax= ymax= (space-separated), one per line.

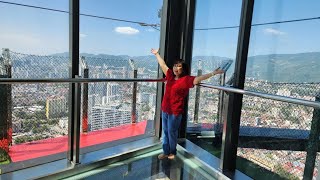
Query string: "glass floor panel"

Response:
xmin=63 ymin=149 xmax=217 ymax=180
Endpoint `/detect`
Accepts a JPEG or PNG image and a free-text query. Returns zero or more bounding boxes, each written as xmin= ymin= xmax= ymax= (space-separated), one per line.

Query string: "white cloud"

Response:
xmin=115 ymin=27 xmax=139 ymax=35
xmin=264 ymin=28 xmax=286 ymax=35
xmin=80 ymin=33 xmax=87 ymax=38
xmin=146 ymin=28 xmax=155 ymax=32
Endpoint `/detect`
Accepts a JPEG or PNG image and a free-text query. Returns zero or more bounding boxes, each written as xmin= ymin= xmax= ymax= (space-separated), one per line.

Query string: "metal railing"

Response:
xmin=199 ymin=83 xmax=320 ymax=109
xmin=0 ymin=78 xmax=164 ymax=84
xmin=192 ymin=59 xmax=233 ymax=129
xmin=199 ymin=82 xmax=320 ymax=179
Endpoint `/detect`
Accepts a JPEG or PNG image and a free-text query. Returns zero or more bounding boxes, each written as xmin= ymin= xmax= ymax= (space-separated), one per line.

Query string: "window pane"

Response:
xmin=240 ymin=1 xmax=320 ymax=179
xmin=187 ymin=0 xmax=242 ymax=160
xmin=79 ymin=0 xmax=162 ymax=153
xmin=0 ymin=0 xmax=69 ymax=172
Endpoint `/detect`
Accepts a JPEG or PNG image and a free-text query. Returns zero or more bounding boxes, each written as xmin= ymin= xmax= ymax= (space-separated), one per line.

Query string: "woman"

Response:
xmin=151 ymin=48 xmax=224 ymax=160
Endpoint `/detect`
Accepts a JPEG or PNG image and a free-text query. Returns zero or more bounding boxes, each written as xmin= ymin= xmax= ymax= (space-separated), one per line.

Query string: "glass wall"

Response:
xmin=0 ymin=0 xmax=69 ymax=172
xmin=79 ymin=0 xmax=162 ymax=153
xmin=187 ymin=0 xmax=241 ymax=154
xmin=238 ymin=0 xmax=320 ymax=179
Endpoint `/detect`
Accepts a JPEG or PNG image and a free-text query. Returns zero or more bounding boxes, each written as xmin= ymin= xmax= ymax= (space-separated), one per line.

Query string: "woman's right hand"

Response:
xmin=213 ymin=68 xmax=225 ymax=75
xmin=151 ymin=48 xmax=159 ymax=55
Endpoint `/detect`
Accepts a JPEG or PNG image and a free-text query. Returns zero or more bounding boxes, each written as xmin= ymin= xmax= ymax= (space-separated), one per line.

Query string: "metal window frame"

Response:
xmin=180 ymin=0 xmax=196 ymax=138
xmin=154 ymin=0 xmax=167 ymax=138
xmin=156 ymin=0 xmax=196 ymax=139
xmin=219 ymin=0 xmax=254 ymax=176
xmin=304 ymin=95 xmax=320 ymax=179
xmin=69 ymin=0 xmax=80 ymax=164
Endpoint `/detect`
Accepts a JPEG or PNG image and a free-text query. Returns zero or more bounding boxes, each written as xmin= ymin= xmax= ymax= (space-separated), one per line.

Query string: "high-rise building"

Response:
xmin=138 ymin=93 xmax=150 ymax=103
xmin=138 ymin=93 xmax=156 ymax=107
xmin=149 ymin=93 xmax=156 ymax=107
xmin=45 ymin=96 xmax=67 ymax=119
xmin=106 ymin=83 xmax=120 ymax=103
xmin=91 ymin=105 xmax=131 ymax=131
xmin=101 ymin=83 xmax=107 ymax=96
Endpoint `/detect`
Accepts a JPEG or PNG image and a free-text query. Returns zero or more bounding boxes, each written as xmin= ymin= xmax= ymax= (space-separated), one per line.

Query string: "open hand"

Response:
xmin=151 ymin=48 xmax=159 ymax=55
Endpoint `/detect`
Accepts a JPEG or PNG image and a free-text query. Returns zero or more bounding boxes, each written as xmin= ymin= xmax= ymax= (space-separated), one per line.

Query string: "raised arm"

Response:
xmin=193 ymin=68 xmax=224 ymax=85
xmin=151 ymin=48 xmax=169 ymax=75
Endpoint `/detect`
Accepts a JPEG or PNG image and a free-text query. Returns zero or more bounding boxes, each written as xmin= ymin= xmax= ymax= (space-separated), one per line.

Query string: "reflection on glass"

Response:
xmin=240 ymin=0 xmax=320 ymax=179
xmin=0 ymin=0 xmax=69 ymax=171
xmin=63 ymin=149 xmax=216 ymax=180
xmin=187 ymin=0 xmax=241 ymax=160
xmin=79 ymin=0 xmax=162 ymax=151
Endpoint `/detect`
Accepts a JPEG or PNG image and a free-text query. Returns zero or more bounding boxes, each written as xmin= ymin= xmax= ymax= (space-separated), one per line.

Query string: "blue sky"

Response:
xmin=0 ymin=0 xmax=319 ymax=58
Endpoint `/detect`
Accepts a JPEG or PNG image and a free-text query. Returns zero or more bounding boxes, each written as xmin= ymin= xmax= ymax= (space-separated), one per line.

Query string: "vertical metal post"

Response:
xmin=194 ymin=60 xmax=202 ymax=124
xmin=303 ymin=94 xmax=320 ymax=179
xmin=220 ymin=0 xmax=254 ymax=176
xmin=82 ymin=63 xmax=89 ymax=133
xmin=68 ymin=0 xmax=80 ymax=164
xmin=6 ymin=64 xmax=12 ymax=146
xmin=129 ymin=59 xmax=137 ymax=123
xmin=155 ymin=0 xmax=169 ymax=138
xmin=132 ymin=69 xmax=137 ymax=123
xmin=180 ymin=0 xmax=196 ymax=138
xmin=155 ymin=0 xmax=196 ymax=138
xmin=216 ymin=72 xmax=226 ymax=134
xmin=73 ymin=79 xmax=81 ymax=164
xmin=216 ymin=60 xmax=233 ymax=134
xmin=0 ymin=49 xmax=12 ymax=152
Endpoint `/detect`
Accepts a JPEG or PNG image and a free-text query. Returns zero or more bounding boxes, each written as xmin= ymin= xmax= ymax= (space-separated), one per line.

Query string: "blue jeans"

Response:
xmin=161 ymin=111 xmax=182 ymax=155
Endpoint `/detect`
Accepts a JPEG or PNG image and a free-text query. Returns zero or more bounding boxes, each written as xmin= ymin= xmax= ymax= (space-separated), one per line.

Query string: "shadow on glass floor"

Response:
xmin=63 ymin=149 xmax=215 ymax=180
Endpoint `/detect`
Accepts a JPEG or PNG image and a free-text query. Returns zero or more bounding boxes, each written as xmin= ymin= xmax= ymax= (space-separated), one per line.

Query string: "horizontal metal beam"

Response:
xmin=0 ymin=78 xmax=164 ymax=84
xmin=199 ymin=83 xmax=320 ymax=109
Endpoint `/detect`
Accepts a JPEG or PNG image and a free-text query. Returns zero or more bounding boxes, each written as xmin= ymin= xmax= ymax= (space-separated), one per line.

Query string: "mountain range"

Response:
xmin=50 ymin=52 xmax=320 ymax=83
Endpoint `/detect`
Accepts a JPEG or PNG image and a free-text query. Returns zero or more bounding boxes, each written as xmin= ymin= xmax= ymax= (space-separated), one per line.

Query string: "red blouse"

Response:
xmin=161 ymin=69 xmax=195 ymax=115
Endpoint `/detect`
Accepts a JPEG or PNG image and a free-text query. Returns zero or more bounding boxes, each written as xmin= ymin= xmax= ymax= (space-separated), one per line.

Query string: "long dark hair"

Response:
xmin=173 ymin=59 xmax=189 ymax=77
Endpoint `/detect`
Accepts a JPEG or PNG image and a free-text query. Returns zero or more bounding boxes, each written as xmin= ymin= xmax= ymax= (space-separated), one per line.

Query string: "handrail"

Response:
xmin=1 ymin=78 xmax=318 ymax=108
xmin=0 ymin=78 xmax=164 ymax=84
xmin=199 ymin=83 xmax=320 ymax=109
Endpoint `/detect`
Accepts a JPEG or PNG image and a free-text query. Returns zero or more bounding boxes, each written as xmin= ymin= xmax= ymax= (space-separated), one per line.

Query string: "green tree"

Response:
xmin=36 ymin=101 xmax=46 ymax=108
xmin=16 ymin=111 xmax=27 ymax=119
xmin=22 ymin=119 xmax=37 ymax=132
xmin=34 ymin=110 xmax=46 ymax=119
xmin=32 ymin=125 xmax=50 ymax=134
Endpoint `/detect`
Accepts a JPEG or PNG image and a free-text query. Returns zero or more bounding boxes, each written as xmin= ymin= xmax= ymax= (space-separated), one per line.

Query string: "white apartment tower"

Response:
xmin=91 ymin=105 xmax=131 ymax=131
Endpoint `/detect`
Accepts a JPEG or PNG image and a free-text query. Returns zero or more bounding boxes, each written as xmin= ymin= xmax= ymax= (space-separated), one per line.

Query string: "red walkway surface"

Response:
xmin=9 ymin=121 xmax=147 ymax=162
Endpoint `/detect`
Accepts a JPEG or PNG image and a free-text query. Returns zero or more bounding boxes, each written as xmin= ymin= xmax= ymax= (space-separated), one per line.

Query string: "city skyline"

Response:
xmin=0 ymin=1 xmax=319 ymax=178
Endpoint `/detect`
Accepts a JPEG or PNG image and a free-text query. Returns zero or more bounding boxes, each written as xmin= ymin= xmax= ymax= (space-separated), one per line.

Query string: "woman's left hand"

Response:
xmin=151 ymin=48 xmax=159 ymax=55
xmin=214 ymin=69 xmax=224 ymax=75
